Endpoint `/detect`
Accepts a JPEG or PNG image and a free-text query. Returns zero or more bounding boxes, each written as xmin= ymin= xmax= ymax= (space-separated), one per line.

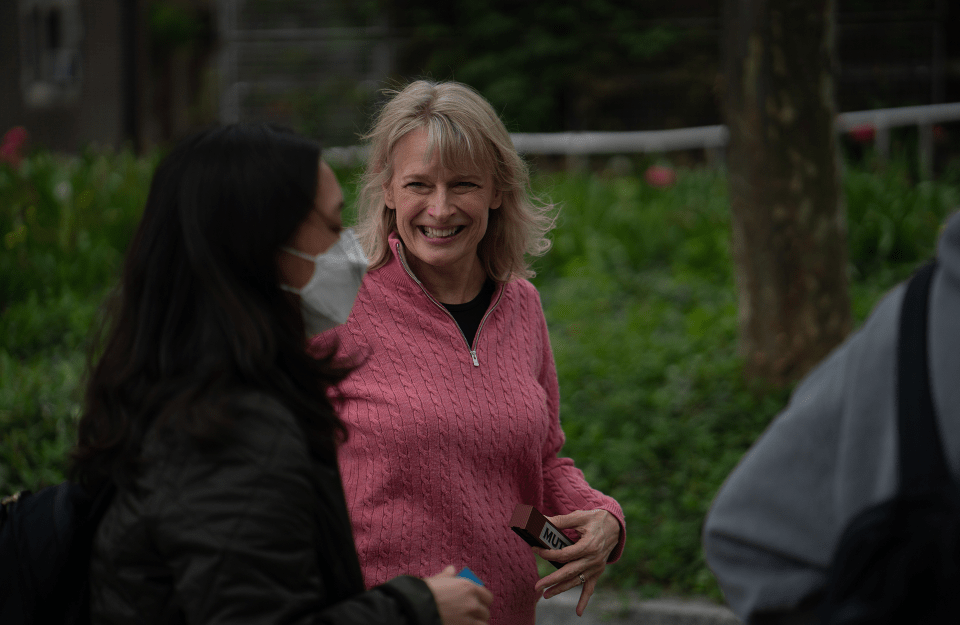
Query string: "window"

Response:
xmin=19 ymin=0 xmax=83 ymax=107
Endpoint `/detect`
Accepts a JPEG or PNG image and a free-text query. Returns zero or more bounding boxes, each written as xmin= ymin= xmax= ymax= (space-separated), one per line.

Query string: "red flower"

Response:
xmin=847 ymin=124 xmax=875 ymax=144
xmin=933 ymin=125 xmax=947 ymax=142
xmin=0 ymin=126 xmax=28 ymax=168
xmin=644 ymin=164 xmax=676 ymax=188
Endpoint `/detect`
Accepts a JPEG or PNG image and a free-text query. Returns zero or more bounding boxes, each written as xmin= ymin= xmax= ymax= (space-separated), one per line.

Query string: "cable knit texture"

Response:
xmin=311 ymin=235 xmax=625 ymax=625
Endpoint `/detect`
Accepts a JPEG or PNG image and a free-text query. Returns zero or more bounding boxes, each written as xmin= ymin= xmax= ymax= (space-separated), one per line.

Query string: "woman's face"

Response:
xmin=383 ymin=127 xmax=502 ymax=281
xmin=279 ymin=161 xmax=344 ymax=289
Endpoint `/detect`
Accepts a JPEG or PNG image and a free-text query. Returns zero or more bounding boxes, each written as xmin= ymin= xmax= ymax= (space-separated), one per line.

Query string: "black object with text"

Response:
xmin=509 ymin=504 xmax=573 ymax=569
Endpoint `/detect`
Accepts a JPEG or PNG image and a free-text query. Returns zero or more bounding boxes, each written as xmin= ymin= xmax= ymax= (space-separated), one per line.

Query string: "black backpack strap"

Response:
xmin=51 ymin=481 xmax=117 ymax=625
xmin=897 ymin=260 xmax=944 ymax=494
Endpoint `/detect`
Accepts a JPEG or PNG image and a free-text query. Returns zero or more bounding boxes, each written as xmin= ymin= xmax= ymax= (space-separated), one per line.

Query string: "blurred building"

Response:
xmin=0 ymin=0 xmax=215 ymax=153
xmin=1 ymin=0 xmax=958 ymax=153
xmin=217 ymin=0 xmax=392 ymax=147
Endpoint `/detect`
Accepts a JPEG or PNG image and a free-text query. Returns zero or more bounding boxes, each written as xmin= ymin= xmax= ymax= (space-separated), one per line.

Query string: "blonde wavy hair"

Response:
xmin=355 ymin=80 xmax=556 ymax=282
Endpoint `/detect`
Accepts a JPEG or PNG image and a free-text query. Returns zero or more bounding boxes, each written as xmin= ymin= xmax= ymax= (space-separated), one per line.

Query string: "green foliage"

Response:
xmin=844 ymin=156 xmax=960 ymax=323
xmin=1 ymin=148 xmax=957 ymax=602
xmin=0 ymin=349 xmax=85 ymax=492
xmin=530 ymin=171 xmax=789 ymax=597
xmin=397 ymin=1 xmax=692 ymax=132
xmin=0 ymin=149 xmax=155 ymax=309
xmin=240 ymin=0 xmax=381 ymax=29
xmin=529 ymin=161 xmax=956 ymax=598
xmin=0 ymin=149 xmax=155 ymax=494
xmin=533 ymin=170 xmax=732 ymax=282
xmin=148 ymin=1 xmax=208 ymax=49
xmin=846 ymin=157 xmax=960 ymax=275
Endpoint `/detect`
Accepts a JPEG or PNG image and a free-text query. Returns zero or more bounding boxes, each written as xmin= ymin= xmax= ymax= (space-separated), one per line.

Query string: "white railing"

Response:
xmin=837 ymin=102 xmax=960 ymax=177
xmin=509 ymin=125 xmax=729 ymax=155
xmin=324 ymin=102 xmax=960 ymax=177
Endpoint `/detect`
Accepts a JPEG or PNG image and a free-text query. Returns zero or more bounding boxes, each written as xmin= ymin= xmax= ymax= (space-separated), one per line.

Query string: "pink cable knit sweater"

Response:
xmin=312 ymin=237 xmax=625 ymax=625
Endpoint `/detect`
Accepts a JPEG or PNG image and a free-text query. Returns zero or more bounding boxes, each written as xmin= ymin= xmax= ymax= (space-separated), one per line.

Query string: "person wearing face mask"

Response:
xmin=279 ymin=229 xmax=368 ymax=336
xmin=71 ymin=123 xmax=493 ymax=625
xmin=311 ymin=81 xmax=626 ymax=625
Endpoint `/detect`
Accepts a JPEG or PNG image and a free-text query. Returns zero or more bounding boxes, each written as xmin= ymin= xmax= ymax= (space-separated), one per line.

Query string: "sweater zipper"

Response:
xmin=395 ymin=242 xmax=503 ymax=367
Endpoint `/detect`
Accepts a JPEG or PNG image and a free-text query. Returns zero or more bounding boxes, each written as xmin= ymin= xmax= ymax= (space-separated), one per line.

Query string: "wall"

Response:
xmin=0 ymin=0 xmax=126 ymax=151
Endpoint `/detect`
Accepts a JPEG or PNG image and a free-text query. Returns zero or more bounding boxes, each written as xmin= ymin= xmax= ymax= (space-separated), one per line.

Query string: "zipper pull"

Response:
xmin=470 ymin=350 xmax=479 ymax=367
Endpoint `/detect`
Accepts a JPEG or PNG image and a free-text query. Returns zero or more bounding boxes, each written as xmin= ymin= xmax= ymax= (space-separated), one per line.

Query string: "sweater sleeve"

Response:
xmin=532 ymin=289 xmax=627 ymax=562
xmin=701 ymin=353 xmax=846 ymax=623
xmin=702 ymin=286 xmax=907 ymax=624
xmin=145 ymin=401 xmax=441 ymax=625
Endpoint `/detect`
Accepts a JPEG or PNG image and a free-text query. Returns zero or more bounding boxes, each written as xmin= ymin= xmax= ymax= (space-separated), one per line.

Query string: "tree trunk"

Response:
xmin=722 ymin=0 xmax=851 ymax=386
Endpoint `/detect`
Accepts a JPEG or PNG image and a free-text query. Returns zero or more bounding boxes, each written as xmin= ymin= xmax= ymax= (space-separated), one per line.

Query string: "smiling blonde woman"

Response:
xmin=311 ymin=80 xmax=626 ymax=625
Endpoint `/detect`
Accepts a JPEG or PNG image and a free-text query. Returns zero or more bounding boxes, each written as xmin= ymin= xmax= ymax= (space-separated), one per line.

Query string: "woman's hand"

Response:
xmin=424 ymin=565 xmax=494 ymax=625
xmin=532 ymin=509 xmax=621 ymax=616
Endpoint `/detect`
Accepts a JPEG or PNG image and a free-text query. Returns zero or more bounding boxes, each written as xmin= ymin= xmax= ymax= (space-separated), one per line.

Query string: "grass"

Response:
xmin=1 ymin=148 xmax=957 ymax=600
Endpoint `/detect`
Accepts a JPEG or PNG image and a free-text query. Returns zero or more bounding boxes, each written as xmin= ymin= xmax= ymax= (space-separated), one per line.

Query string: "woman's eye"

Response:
xmin=456 ymin=181 xmax=478 ymax=188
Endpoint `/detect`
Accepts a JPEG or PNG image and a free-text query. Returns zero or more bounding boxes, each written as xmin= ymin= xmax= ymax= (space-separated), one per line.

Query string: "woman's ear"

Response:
xmin=383 ymin=181 xmax=396 ymax=210
xmin=490 ymin=187 xmax=503 ymax=210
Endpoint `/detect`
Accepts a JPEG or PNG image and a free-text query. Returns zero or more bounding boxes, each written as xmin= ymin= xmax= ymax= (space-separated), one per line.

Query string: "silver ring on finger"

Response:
xmin=578 ymin=574 xmax=586 ymax=585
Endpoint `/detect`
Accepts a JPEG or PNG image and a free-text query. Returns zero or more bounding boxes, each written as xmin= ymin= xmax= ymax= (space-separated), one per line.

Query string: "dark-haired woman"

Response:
xmin=72 ymin=124 xmax=492 ymax=625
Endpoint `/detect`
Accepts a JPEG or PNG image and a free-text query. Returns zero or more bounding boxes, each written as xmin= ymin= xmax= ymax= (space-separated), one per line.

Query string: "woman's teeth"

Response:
xmin=421 ymin=226 xmax=462 ymax=238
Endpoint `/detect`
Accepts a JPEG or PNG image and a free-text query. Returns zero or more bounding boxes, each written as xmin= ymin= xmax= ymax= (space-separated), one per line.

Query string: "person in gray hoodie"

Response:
xmin=703 ymin=209 xmax=960 ymax=624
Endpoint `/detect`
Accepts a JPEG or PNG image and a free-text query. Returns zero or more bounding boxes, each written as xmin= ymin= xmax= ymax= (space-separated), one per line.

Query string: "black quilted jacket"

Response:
xmin=88 ymin=393 xmax=440 ymax=625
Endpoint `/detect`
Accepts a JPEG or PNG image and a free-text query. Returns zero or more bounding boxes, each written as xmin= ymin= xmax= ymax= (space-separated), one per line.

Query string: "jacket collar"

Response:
xmin=378 ymin=232 xmax=418 ymax=289
xmin=381 ymin=231 xmax=505 ymax=306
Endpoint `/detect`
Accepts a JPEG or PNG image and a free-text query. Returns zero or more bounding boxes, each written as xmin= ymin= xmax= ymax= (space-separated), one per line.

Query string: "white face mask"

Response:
xmin=280 ymin=228 xmax=368 ymax=336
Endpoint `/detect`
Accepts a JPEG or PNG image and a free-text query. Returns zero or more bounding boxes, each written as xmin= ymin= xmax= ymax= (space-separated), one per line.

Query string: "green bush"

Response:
xmin=847 ymin=158 xmax=960 ymax=277
xmin=531 ymin=170 xmax=781 ymax=597
xmin=1 ymin=148 xmax=957 ymax=602
xmin=0 ymin=349 xmax=85 ymax=491
xmin=529 ymin=160 xmax=956 ymax=597
xmin=0 ymin=149 xmax=155 ymax=496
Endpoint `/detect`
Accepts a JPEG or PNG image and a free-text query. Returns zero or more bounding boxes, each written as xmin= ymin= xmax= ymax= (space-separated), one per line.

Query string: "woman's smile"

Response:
xmin=420 ymin=225 xmax=465 ymax=239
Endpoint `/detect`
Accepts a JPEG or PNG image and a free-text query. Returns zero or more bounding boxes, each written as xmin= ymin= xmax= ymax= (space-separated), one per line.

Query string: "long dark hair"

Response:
xmin=72 ymin=123 xmax=349 ymax=488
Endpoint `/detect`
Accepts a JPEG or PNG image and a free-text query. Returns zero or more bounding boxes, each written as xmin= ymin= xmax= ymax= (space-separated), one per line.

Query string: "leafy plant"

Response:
xmin=1 ymin=148 xmax=155 ymax=497
xmin=846 ymin=156 xmax=959 ymax=276
xmin=395 ymin=1 xmax=704 ymax=132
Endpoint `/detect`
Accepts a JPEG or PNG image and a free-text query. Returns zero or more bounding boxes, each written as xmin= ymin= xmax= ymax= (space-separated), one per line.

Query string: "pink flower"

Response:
xmin=847 ymin=124 xmax=875 ymax=144
xmin=644 ymin=165 xmax=676 ymax=188
xmin=0 ymin=126 xmax=28 ymax=168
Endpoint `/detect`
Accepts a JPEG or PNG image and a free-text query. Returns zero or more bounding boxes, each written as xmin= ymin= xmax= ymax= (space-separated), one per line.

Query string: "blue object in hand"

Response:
xmin=457 ymin=567 xmax=484 ymax=586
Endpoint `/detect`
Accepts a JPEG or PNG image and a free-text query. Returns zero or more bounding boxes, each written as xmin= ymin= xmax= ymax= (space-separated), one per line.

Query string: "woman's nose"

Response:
xmin=427 ymin=187 xmax=454 ymax=219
